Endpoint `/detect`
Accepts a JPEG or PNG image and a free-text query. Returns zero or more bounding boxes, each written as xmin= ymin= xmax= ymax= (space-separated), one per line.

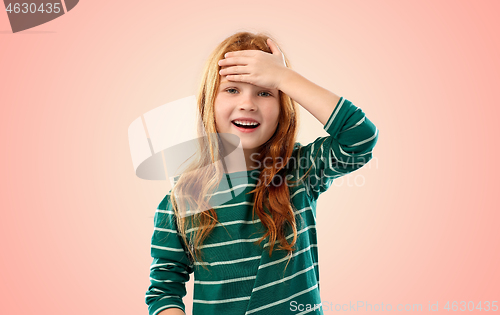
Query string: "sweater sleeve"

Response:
xmin=290 ymin=96 xmax=379 ymax=201
xmin=145 ymin=194 xmax=194 ymax=315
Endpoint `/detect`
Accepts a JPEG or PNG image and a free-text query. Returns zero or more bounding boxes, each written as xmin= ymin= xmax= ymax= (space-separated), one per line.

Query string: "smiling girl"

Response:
xmin=145 ymin=31 xmax=379 ymax=315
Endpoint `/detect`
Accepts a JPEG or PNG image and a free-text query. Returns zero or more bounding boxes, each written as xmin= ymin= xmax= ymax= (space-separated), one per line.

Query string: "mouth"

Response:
xmin=231 ymin=120 xmax=261 ymax=133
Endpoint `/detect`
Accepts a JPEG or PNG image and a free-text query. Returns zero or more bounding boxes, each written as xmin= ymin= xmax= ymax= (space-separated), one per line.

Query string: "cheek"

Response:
xmin=213 ymin=102 xmax=229 ymax=131
xmin=214 ymin=113 xmax=223 ymax=132
xmin=270 ymin=103 xmax=281 ymax=125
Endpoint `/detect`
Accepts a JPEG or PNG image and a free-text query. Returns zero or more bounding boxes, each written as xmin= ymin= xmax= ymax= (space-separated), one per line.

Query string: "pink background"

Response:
xmin=1 ymin=0 xmax=499 ymax=314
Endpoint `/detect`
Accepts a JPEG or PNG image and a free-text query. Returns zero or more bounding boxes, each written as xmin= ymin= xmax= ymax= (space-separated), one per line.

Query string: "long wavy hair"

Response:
xmin=169 ymin=31 xmax=309 ymax=274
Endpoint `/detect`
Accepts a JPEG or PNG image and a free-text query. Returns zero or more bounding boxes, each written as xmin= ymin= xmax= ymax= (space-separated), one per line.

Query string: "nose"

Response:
xmin=238 ymin=93 xmax=257 ymax=111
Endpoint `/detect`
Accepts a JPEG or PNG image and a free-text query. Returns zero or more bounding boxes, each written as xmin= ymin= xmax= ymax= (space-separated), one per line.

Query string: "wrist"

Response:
xmin=277 ymin=67 xmax=296 ymax=92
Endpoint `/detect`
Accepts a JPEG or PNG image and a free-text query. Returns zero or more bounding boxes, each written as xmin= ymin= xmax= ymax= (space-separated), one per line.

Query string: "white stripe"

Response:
xmin=213 ymin=201 xmax=255 ymax=209
xmin=154 ymin=227 xmax=177 ymax=234
xmin=309 ymin=142 xmax=317 ymax=169
xmin=252 ymin=263 xmax=318 ymax=292
xmin=157 ymin=209 xmax=174 ymax=214
xmin=194 ymin=295 xmax=251 ymax=304
xmin=152 ymin=305 xmax=183 ymax=315
xmin=259 ymin=243 xmax=318 ymax=270
xmin=186 ymin=200 xmax=311 ymax=233
xmin=194 ymin=255 xmax=262 ymax=266
xmin=150 ymin=262 xmax=181 ymax=269
xmin=290 ymin=187 xmax=305 ymax=199
xmin=165 ymin=182 xmax=256 ymax=201
xmin=192 ymin=209 xmax=315 ymax=267
xmin=198 ymin=236 xmax=265 ymax=249
xmin=157 ymin=267 xmax=188 ymax=274
xmin=156 ymin=188 xmax=255 ymax=215
xmin=338 ymin=146 xmax=373 ymax=157
xmin=158 ymin=295 xmax=181 ymax=300
xmin=346 ymin=127 xmax=378 ymax=147
xmin=193 ymin=262 xmax=318 ymax=288
xmin=151 ymin=244 xmax=185 ymax=252
xmin=193 ymin=246 xmax=320 ymax=288
xmin=329 ymin=146 xmax=365 ymax=167
xmin=245 ymin=283 xmax=319 ymax=314
xmin=195 ymin=275 xmax=257 ymax=285
xmin=210 ymin=183 xmax=256 ymax=196
xmin=186 ymin=218 xmax=261 ymax=233
xmin=326 ymin=154 xmax=346 ymax=173
xmin=339 ymin=116 xmax=365 ymax=134
xmin=324 ymin=97 xmax=345 ymax=130
xmin=195 ymin=219 xmax=315 ymax=251
xmin=263 ymin=224 xmax=316 ymax=248
xmin=157 ymin=184 xmax=306 ymax=221
xmin=149 ymin=276 xmax=176 ymax=283
xmin=151 ymin=288 xmax=165 ymax=293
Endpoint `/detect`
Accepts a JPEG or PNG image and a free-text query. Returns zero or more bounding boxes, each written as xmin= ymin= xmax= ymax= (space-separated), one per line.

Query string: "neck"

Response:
xmin=219 ymin=141 xmax=260 ymax=173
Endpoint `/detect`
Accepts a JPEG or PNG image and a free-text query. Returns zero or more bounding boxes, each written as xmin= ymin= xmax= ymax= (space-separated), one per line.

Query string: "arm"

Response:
xmin=145 ymin=194 xmax=194 ymax=315
xmin=285 ymin=90 xmax=379 ymax=201
xmin=158 ymin=308 xmax=186 ymax=315
xmin=278 ymin=68 xmax=341 ymax=126
xmin=218 ymin=39 xmax=379 ymax=201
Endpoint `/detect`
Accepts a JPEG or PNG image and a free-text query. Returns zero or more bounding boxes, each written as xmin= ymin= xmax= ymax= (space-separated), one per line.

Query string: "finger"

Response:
xmin=267 ymin=38 xmax=282 ymax=56
xmin=224 ymin=50 xmax=255 ymax=58
xmin=225 ymin=74 xmax=250 ymax=83
xmin=219 ymin=66 xmax=249 ymax=76
xmin=218 ymin=56 xmax=249 ymax=67
xmin=267 ymin=38 xmax=287 ymax=67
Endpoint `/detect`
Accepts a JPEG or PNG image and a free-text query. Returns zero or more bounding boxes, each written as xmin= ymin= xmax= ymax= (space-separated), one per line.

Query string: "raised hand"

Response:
xmin=218 ymin=38 xmax=289 ymax=91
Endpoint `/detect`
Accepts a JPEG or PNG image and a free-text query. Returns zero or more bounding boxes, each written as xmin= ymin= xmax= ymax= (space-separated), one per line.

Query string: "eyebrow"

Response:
xmin=219 ymin=81 xmax=277 ymax=92
xmin=218 ymin=80 xmax=244 ymax=89
xmin=219 ymin=80 xmax=234 ymax=86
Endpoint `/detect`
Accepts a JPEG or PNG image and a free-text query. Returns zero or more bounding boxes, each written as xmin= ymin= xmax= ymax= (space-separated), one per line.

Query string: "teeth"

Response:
xmin=233 ymin=120 xmax=259 ymax=126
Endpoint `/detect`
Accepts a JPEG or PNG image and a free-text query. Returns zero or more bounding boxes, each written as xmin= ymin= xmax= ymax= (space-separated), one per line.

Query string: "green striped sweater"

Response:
xmin=145 ymin=97 xmax=379 ymax=315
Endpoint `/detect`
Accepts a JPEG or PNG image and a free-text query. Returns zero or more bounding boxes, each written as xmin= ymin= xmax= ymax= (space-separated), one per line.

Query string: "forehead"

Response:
xmin=219 ymin=77 xmax=278 ymax=92
xmin=219 ymin=77 xmax=232 ymax=85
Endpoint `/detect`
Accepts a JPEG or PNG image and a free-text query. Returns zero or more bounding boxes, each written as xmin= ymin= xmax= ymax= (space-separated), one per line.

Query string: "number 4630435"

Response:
xmin=444 ymin=301 xmax=498 ymax=312
xmin=6 ymin=3 xmax=61 ymax=14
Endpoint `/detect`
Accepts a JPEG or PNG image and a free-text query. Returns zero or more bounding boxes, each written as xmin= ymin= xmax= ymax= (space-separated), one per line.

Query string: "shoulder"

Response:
xmin=290 ymin=141 xmax=302 ymax=156
xmin=157 ymin=190 xmax=172 ymax=210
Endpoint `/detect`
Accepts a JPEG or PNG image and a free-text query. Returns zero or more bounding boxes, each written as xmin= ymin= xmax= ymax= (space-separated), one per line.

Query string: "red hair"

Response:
xmin=169 ymin=31 xmax=302 ymax=274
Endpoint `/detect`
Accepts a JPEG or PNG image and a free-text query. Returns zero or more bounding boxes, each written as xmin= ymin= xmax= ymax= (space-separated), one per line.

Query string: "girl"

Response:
xmin=145 ymin=31 xmax=379 ymax=315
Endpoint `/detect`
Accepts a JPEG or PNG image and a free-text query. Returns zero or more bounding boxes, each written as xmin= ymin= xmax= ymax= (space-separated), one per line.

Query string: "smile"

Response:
xmin=231 ymin=120 xmax=260 ymax=133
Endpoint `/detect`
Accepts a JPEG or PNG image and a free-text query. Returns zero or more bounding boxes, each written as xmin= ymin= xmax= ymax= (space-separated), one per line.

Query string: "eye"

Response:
xmin=259 ymin=91 xmax=272 ymax=97
xmin=226 ymin=88 xmax=238 ymax=94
